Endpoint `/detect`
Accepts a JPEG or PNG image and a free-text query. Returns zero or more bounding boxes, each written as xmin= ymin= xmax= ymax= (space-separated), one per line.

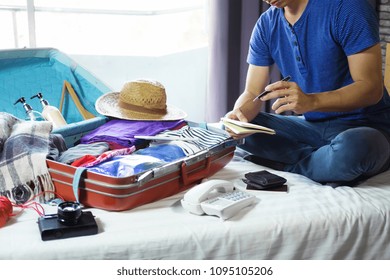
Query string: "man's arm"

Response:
xmin=312 ymin=43 xmax=384 ymax=111
xmin=262 ymin=43 xmax=384 ymax=115
xmin=226 ymin=64 xmax=270 ymax=122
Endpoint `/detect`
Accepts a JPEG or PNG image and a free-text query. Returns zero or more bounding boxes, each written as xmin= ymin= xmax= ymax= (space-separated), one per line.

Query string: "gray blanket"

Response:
xmin=0 ymin=112 xmax=54 ymax=204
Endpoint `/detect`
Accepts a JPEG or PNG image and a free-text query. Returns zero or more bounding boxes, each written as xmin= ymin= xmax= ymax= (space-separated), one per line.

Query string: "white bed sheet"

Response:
xmin=1 ymin=154 xmax=390 ymax=260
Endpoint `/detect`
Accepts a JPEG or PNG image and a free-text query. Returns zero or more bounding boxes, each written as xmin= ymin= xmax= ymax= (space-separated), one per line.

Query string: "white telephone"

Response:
xmin=181 ymin=179 xmax=256 ymax=220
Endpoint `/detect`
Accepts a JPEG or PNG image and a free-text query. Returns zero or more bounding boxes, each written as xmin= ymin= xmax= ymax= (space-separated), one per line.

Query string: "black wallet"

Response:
xmin=243 ymin=170 xmax=287 ymax=190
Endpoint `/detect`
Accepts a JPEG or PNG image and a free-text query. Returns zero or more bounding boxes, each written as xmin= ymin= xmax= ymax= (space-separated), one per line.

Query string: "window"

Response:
xmin=0 ymin=0 xmax=210 ymax=122
xmin=0 ymin=0 xmax=208 ymax=55
xmin=0 ymin=0 xmax=29 ymax=49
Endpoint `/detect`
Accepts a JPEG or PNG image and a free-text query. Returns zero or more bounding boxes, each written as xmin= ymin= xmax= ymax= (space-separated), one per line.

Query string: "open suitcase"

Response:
xmin=1 ymin=48 xmax=237 ymax=211
xmin=48 ymin=121 xmax=237 ymax=211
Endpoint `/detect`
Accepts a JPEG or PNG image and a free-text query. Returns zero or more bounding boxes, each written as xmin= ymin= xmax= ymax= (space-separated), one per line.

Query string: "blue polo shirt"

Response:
xmin=248 ymin=0 xmax=390 ymax=121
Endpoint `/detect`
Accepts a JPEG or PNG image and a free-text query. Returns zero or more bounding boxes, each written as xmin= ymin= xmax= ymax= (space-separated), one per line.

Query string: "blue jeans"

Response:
xmin=241 ymin=112 xmax=390 ymax=183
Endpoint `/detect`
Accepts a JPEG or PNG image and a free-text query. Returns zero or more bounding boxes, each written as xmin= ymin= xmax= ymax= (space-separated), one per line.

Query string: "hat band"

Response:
xmin=119 ymin=100 xmax=167 ymax=116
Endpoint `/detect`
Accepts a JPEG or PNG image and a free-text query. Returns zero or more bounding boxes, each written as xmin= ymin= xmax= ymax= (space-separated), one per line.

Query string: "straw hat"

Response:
xmin=95 ymin=79 xmax=187 ymax=121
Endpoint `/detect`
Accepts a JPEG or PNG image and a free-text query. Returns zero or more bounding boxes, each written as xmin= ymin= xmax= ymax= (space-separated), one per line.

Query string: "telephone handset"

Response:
xmin=181 ymin=179 xmax=256 ymax=220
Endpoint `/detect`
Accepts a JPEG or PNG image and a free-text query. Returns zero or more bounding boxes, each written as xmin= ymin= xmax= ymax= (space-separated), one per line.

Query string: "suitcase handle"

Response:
xmin=180 ymin=157 xmax=211 ymax=186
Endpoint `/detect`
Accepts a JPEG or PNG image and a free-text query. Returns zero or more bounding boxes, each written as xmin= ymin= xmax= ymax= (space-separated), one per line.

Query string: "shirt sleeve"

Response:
xmin=247 ymin=14 xmax=274 ymax=66
xmin=335 ymin=0 xmax=379 ymax=56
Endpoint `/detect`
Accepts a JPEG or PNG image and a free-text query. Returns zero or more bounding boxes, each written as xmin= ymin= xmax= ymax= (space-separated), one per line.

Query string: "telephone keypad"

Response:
xmin=201 ymin=190 xmax=256 ymax=220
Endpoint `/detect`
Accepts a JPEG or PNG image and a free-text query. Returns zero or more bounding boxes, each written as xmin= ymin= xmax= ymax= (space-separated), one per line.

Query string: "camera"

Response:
xmin=38 ymin=201 xmax=98 ymax=241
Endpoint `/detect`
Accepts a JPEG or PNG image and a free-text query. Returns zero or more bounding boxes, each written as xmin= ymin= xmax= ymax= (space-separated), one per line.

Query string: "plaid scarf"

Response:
xmin=0 ymin=112 xmax=54 ymax=204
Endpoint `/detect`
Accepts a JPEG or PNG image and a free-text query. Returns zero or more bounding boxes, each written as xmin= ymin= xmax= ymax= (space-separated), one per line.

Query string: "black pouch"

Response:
xmin=244 ymin=170 xmax=287 ymax=190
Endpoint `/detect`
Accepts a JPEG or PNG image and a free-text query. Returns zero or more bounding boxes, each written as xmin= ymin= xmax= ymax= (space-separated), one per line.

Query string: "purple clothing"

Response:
xmin=80 ymin=119 xmax=186 ymax=148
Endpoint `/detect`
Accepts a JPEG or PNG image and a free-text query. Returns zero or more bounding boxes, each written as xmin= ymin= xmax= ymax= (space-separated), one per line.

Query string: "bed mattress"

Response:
xmin=1 ymin=152 xmax=390 ymax=260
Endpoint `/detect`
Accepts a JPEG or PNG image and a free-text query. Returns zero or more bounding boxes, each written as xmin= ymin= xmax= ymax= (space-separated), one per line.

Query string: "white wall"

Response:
xmin=70 ymin=47 xmax=208 ymax=122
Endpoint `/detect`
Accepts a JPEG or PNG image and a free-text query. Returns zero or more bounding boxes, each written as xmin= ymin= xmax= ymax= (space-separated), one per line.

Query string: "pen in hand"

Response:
xmin=252 ymin=75 xmax=291 ymax=102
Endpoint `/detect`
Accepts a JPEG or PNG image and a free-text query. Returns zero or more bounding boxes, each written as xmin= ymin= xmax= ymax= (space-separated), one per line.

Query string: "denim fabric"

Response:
xmin=241 ymin=113 xmax=390 ymax=184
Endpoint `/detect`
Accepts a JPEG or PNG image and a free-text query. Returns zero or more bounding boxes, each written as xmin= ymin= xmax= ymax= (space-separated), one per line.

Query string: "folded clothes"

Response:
xmin=80 ymin=119 xmax=187 ymax=148
xmin=57 ymin=142 xmax=110 ymax=164
xmin=133 ymin=144 xmax=185 ymax=162
xmin=84 ymin=145 xmax=184 ymax=177
xmin=87 ymin=154 xmax=165 ymax=177
xmin=150 ymin=126 xmax=229 ymax=155
xmin=72 ymin=146 xmax=136 ymax=167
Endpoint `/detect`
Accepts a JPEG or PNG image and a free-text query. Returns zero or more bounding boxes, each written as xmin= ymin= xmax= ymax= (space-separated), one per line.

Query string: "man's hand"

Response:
xmin=260 ymin=80 xmax=314 ymax=115
xmin=223 ymin=110 xmax=254 ymax=139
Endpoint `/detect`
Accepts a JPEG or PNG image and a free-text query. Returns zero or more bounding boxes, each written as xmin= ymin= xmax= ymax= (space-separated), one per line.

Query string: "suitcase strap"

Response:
xmin=72 ymin=167 xmax=87 ymax=203
xmin=60 ymin=81 xmax=96 ymax=120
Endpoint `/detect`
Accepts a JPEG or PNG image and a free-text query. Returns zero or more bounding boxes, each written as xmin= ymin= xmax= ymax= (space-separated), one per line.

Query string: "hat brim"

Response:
xmin=95 ymin=92 xmax=187 ymax=121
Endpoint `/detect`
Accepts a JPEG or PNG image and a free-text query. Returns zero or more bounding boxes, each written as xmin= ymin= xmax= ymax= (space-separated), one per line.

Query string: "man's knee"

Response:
xmin=332 ymin=127 xmax=390 ymax=172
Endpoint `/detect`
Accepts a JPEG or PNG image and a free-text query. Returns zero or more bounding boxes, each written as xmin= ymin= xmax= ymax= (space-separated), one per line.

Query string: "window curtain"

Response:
xmin=206 ymin=0 xmax=268 ymax=122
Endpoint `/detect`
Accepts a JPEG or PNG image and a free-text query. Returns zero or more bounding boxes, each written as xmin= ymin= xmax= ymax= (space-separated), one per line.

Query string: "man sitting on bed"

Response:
xmin=224 ymin=0 xmax=390 ymax=186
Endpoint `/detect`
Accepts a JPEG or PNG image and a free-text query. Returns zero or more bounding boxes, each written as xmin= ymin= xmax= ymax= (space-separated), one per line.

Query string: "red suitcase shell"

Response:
xmin=47 ymin=123 xmax=237 ymax=211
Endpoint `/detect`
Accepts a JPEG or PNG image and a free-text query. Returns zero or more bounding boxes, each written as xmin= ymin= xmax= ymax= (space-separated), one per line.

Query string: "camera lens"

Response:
xmin=57 ymin=202 xmax=82 ymax=226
